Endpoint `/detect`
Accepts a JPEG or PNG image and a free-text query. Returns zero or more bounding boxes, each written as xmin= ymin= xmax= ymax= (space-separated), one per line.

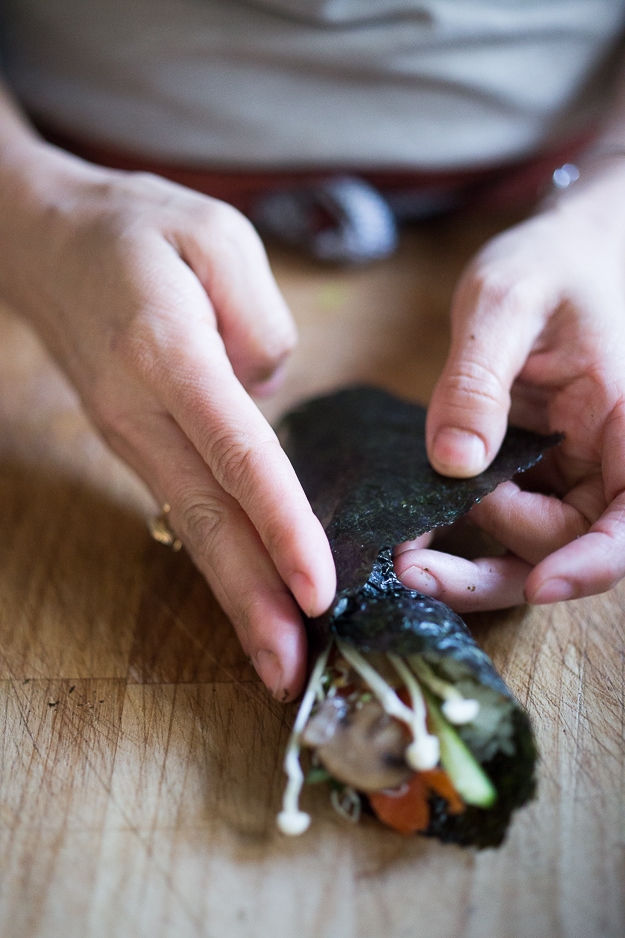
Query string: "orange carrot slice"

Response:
xmin=369 ymin=773 xmax=430 ymax=834
xmin=419 ymin=768 xmax=465 ymax=815
xmin=369 ymin=768 xmax=465 ymax=833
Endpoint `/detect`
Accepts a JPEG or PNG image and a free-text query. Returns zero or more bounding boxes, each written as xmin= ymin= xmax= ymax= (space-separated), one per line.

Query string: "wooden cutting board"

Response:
xmin=1 ymin=212 xmax=623 ymax=938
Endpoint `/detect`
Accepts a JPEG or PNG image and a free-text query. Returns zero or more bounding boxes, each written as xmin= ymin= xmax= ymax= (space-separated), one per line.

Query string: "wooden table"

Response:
xmin=1 ymin=212 xmax=623 ymax=938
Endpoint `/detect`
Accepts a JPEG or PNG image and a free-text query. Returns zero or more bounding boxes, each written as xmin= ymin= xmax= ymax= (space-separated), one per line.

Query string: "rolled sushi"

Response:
xmin=275 ymin=386 xmax=560 ymax=847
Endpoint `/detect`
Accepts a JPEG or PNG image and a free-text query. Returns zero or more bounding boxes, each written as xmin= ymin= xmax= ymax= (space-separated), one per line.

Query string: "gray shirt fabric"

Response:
xmin=1 ymin=0 xmax=624 ymax=169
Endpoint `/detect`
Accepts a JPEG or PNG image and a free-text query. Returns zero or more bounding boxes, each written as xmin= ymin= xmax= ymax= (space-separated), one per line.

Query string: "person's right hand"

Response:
xmin=0 ymin=141 xmax=336 ymax=700
xmin=395 ymin=159 xmax=625 ymax=614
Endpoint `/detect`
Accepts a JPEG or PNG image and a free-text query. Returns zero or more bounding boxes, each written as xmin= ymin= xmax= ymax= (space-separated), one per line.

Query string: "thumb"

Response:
xmin=426 ymin=267 xmax=545 ymax=477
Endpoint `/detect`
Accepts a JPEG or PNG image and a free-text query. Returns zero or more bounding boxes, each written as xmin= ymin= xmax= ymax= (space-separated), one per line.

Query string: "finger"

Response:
xmin=394 ymin=548 xmax=531 ymax=612
xmin=119 ymin=263 xmax=336 ymax=618
xmin=427 ymin=263 xmax=547 ymax=477
xmin=602 ymin=396 xmax=625 ymax=507
xmin=526 ymin=493 xmax=625 ymax=602
xmin=111 ymin=408 xmax=309 ymax=701
xmin=168 ymin=200 xmax=298 ymax=390
xmin=527 ymin=399 xmax=625 ymax=602
xmin=469 ymin=481 xmax=590 ymax=565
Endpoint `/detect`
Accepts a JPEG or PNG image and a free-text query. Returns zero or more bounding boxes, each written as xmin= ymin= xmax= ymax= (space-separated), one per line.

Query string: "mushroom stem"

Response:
xmin=277 ymin=642 xmax=332 ymax=836
xmin=409 ymin=656 xmax=480 ymax=725
xmin=335 ymin=640 xmax=415 ymax=726
xmin=388 ymin=654 xmax=440 ymax=770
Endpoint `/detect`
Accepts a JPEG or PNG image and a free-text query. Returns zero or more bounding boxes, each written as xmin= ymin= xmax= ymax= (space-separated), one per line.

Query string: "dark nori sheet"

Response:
xmin=278 ymin=385 xmax=559 ymax=847
xmin=279 ymin=386 xmax=561 ymax=596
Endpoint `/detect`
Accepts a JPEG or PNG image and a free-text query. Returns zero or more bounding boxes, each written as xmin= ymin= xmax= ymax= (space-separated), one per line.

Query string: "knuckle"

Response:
xmin=238 ymin=593 xmax=266 ymax=637
xmin=271 ymin=320 xmax=298 ymax=359
xmin=113 ymin=322 xmax=156 ymax=380
xmin=87 ymin=384 xmax=132 ymax=440
xmin=249 ymin=331 xmax=296 ymax=378
xmin=116 ymin=171 xmax=168 ymax=205
xmin=90 ymin=399 xmax=121 ymax=440
xmin=87 ymin=395 xmax=142 ymax=461
xmin=236 ymin=587 xmax=290 ymax=647
xmin=178 ymin=491 xmax=228 ymax=555
xmin=130 ymin=170 xmax=170 ymax=194
xmin=590 ymin=564 xmax=623 ymax=597
xmin=201 ymin=198 xmax=260 ymax=248
xmin=113 ymin=308 xmax=173 ymax=383
xmin=220 ymin=214 xmax=268 ymax=268
xmin=470 ymin=262 xmax=513 ymax=299
xmin=209 ymin=430 xmax=262 ymax=497
xmin=459 ymin=262 xmax=534 ymax=316
xmin=442 ymin=358 xmax=510 ymax=413
xmin=208 ymin=431 xmax=284 ymax=512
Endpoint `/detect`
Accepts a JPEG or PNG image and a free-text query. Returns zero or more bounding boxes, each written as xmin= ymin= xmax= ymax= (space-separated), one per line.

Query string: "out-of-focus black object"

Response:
xmin=252 ymin=176 xmax=398 ymax=264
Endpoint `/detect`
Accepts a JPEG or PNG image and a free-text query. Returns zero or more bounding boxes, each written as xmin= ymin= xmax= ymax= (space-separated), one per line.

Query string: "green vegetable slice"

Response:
xmin=424 ymin=689 xmax=497 ymax=809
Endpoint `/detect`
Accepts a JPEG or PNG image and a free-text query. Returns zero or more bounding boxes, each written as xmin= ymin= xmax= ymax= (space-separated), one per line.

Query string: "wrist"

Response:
xmin=0 ymin=131 xmax=107 ymax=221
xmin=0 ymin=135 xmax=111 ymax=315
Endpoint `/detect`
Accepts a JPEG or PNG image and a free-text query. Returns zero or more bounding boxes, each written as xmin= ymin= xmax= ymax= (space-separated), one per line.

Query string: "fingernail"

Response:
xmin=432 ymin=428 xmax=486 ymax=477
xmin=289 ymin=571 xmax=316 ymax=617
xmin=531 ymin=578 xmax=577 ymax=605
xmin=400 ymin=566 xmax=441 ymax=598
xmin=253 ymin=650 xmax=284 ymax=697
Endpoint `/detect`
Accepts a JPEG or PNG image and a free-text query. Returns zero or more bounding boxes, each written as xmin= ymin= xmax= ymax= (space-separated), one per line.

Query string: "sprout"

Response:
xmin=277 ymin=643 xmax=332 ymax=837
xmin=442 ymin=698 xmax=480 ymax=725
xmin=336 ymin=641 xmax=439 ymax=770
xmin=409 ymin=656 xmax=480 ymax=725
xmin=335 ymin=641 xmax=415 ymax=726
xmin=276 ymin=810 xmax=311 ymax=836
xmin=388 ymin=654 xmax=440 ymax=770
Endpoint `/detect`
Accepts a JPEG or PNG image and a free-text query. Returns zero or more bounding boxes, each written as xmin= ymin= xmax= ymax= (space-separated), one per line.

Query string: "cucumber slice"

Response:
xmin=424 ymin=690 xmax=497 ymax=808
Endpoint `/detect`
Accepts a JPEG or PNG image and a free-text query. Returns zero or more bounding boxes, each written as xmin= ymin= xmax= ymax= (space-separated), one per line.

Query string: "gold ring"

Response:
xmin=148 ymin=503 xmax=182 ymax=551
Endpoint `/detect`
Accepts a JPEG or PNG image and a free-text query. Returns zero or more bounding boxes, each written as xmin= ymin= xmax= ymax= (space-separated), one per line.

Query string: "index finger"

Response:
xmin=175 ymin=342 xmax=335 ymax=614
xmin=125 ymin=279 xmax=336 ymax=616
xmin=527 ymin=399 xmax=625 ymax=602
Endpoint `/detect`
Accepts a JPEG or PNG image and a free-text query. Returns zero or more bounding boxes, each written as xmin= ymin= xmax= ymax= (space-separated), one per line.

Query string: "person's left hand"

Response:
xmin=395 ymin=164 xmax=625 ymax=611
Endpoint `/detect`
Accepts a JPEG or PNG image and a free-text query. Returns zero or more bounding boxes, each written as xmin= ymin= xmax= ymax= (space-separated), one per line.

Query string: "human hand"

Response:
xmin=395 ymin=162 xmax=625 ymax=611
xmin=0 ymin=143 xmax=336 ymax=699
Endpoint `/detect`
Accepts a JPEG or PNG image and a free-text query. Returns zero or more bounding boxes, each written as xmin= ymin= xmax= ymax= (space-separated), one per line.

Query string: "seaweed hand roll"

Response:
xmin=276 ymin=387 xmax=560 ymax=847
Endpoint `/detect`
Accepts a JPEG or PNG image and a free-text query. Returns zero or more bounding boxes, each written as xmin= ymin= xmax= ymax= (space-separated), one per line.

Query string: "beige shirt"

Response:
xmin=1 ymin=0 xmax=624 ymax=169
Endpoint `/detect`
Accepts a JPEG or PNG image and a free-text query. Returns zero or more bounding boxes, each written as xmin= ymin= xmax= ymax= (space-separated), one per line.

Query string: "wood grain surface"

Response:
xmin=0 ymin=213 xmax=623 ymax=938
